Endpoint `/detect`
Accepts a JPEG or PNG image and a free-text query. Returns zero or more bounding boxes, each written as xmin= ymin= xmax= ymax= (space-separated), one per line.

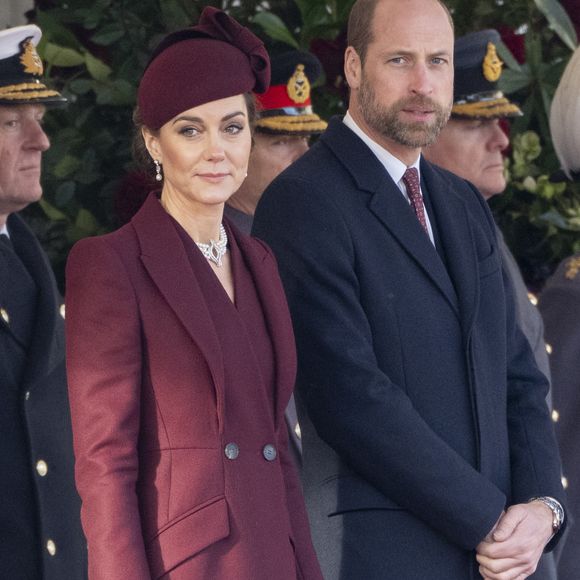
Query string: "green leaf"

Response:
xmin=94 ymin=79 xmax=135 ymax=106
xmin=91 ymin=28 xmax=125 ymax=46
xmin=75 ymin=208 xmax=101 ymax=234
xmin=43 ymin=43 xmax=85 ymax=67
xmin=252 ymin=12 xmax=300 ymax=49
xmin=84 ymin=52 xmax=112 ymax=81
xmin=54 ymin=154 xmax=81 ymax=179
xmin=534 ymin=0 xmax=578 ymax=51
xmin=69 ymin=79 xmax=95 ymax=95
xmin=38 ymin=198 xmax=68 ymax=222
xmin=498 ymin=68 xmax=531 ymax=94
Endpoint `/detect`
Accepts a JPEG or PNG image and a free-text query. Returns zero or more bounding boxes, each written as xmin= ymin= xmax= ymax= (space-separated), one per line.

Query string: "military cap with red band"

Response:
xmin=138 ymin=7 xmax=270 ymax=130
xmin=255 ymin=50 xmax=327 ymax=136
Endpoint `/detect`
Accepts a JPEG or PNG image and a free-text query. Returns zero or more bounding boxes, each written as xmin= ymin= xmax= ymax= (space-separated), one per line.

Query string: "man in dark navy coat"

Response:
xmin=253 ymin=0 xmax=566 ymax=578
xmin=0 ymin=24 xmax=86 ymax=579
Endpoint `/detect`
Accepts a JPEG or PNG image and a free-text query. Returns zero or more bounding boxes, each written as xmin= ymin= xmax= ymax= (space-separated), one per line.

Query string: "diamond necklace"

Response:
xmin=195 ymin=224 xmax=228 ymax=267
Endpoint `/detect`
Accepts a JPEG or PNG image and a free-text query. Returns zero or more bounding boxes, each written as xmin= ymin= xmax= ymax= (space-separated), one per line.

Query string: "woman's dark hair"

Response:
xmin=132 ymin=92 xmax=257 ymax=173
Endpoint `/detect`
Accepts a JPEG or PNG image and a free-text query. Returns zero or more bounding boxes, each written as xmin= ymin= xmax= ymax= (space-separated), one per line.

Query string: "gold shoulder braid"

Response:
xmin=565 ymin=257 xmax=580 ymax=280
xmin=483 ymin=42 xmax=503 ymax=82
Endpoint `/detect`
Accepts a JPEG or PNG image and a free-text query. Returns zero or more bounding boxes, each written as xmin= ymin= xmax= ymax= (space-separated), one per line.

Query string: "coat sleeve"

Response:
xmin=66 ymin=237 xmax=151 ymax=580
xmin=253 ymin=176 xmax=506 ymax=551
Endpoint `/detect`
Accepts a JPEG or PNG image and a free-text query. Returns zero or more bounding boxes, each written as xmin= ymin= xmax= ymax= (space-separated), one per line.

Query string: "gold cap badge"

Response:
xmin=20 ymin=38 xmax=43 ymax=76
xmin=483 ymin=42 xmax=503 ymax=82
xmin=286 ymin=64 xmax=310 ymax=104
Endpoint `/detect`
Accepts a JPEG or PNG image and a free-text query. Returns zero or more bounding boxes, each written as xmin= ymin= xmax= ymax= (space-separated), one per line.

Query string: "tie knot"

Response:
xmin=402 ymin=167 xmax=421 ymax=198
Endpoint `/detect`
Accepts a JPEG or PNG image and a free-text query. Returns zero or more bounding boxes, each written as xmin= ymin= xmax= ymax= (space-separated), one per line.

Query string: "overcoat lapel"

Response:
xmin=235 ymin=230 xmax=297 ymax=424
xmin=131 ymin=195 xmax=226 ymax=431
xmin=321 ymin=119 xmax=459 ymax=317
xmin=421 ymin=160 xmax=479 ymax=338
xmin=8 ymin=214 xmax=63 ymax=389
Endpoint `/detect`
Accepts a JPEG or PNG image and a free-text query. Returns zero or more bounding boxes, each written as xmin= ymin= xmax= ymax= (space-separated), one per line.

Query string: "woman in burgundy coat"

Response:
xmin=65 ymin=8 xmax=322 ymax=580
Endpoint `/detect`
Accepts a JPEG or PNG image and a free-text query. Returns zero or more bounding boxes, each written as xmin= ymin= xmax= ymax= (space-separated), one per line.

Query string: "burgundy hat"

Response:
xmin=138 ymin=7 xmax=270 ymax=130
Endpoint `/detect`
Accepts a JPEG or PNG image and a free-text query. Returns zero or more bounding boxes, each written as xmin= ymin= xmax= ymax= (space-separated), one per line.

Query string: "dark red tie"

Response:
xmin=402 ymin=168 xmax=428 ymax=234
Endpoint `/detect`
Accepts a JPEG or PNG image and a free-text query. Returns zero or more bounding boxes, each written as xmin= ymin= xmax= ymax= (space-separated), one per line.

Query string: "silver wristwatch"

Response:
xmin=529 ymin=496 xmax=565 ymax=533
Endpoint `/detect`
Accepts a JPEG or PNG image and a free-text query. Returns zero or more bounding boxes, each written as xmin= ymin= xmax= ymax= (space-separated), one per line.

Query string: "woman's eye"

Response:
xmin=179 ymin=127 xmax=199 ymax=137
xmin=224 ymin=123 xmax=243 ymax=135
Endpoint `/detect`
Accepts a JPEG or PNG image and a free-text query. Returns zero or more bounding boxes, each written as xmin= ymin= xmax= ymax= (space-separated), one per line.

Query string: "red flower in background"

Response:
xmin=310 ymin=30 xmax=349 ymax=102
xmin=498 ymin=25 xmax=526 ymax=64
xmin=561 ymin=0 xmax=580 ymax=37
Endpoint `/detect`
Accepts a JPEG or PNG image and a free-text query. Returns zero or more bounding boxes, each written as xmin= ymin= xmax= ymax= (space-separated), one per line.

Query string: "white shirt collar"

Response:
xmin=343 ymin=111 xmax=421 ymax=186
xmin=0 ymin=223 xmax=9 ymax=238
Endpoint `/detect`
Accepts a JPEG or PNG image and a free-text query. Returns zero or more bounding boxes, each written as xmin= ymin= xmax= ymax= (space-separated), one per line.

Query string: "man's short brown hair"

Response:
xmin=347 ymin=0 xmax=454 ymax=65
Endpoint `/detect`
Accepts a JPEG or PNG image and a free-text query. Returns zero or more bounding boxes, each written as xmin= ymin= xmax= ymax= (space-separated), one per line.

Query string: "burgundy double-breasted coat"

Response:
xmin=65 ymin=194 xmax=322 ymax=580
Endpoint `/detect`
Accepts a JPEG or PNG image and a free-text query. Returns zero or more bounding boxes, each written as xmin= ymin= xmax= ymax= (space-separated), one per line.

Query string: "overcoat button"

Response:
xmin=262 ymin=444 xmax=277 ymax=461
xmin=224 ymin=443 xmax=239 ymax=460
xmin=46 ymin=539 xmax=56 ymax=556
xmin=1 ymin=308 xmax=9 ymax=324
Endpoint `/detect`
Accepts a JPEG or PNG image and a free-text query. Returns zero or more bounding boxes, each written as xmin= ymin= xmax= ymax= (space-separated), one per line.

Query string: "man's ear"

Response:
xmin=344 ymin=46 xmax=362 ymax=91
xmin=142 ymin=127 xmax=161 ymax=163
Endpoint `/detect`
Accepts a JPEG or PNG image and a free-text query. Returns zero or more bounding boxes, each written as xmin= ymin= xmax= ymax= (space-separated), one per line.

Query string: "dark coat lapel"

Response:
xmin=131 ymin=195 xmax=226 ymax=427
xmin=420 ymin=160 xmax=479 ymax=337
xmin=234 ymin=229 xmax=297 ymax=424
xmin=8 ymin=214 xmax=63 ymax=389
xmin=321 ymin=118 xmax=459 ymax=316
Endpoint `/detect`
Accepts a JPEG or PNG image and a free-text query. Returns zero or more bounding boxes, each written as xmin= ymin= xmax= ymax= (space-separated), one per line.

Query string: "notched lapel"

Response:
xmin=8 ymin=214 xmax=62 ymax=386
xmin=422 ymin=162 xmax=479 ymax=337
xmin=132 ymin=196 xmax=226 ymax=429
xmin=368 ymin=181 xmax=460 ymax=317
xmin=322 ymin=119 xmax=459 ymax=315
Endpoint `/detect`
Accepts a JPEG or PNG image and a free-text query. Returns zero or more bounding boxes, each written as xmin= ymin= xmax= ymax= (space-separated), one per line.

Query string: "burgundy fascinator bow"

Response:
xmin=194 ymin=7 xmax=269 ymax=94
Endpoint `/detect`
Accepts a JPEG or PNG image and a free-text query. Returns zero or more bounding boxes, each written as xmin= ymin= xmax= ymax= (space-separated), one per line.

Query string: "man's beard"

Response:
xmin=358 ymin=75 xmax=451 ymax=148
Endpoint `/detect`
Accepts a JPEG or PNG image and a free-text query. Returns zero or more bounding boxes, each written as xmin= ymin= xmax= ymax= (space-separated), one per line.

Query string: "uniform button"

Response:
xmin=224 ymin=443 xmax=239 ymax=460
xmin=59 ymin=304 xmax=66 ymax=319
xmin=562 ymin=476 xmax=569 ymax=490
xmin=46 ymin=539 xmax=56 ymax=556
xmin=527 ymin=292 xmax=538 ymax=306
xmin=262 ymin=444 xmax=277 ymax=461
xmin=552 ymin=409 xmax=560 ymax=423
xmin=25 ymin=391 xmax=30 ymax=401
xmin=294 ymin=423 xmax=302 ymax=440
xmin=0 ymin=308 xmax=9 ymax=324
xmin=36 ymin=460 xmax=48 ymax=477
xmin=545 ymin=343 xmax=553 ymax=355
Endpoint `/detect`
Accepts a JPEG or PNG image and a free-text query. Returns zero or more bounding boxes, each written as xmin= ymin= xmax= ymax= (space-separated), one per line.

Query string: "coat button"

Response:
xmin=36 ymin=460 xmax=48 ymax=477
xmin=0 ymin=308 xmax=9 ymax=324
xmin=46 ymin=539 xmax=56 ymax=556
xmin=552 ymin=409 xmax=560 ymax=422
xmin=59 ymin=304 xmax=66 ymax=319
xmin=262 ymin=444 xmax=277 ymax=461
xmin=224 ymin=443 xmax=239 ymax=460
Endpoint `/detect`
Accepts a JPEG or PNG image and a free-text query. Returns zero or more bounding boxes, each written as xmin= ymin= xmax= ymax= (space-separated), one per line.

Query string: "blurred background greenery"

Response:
xmin=22 ymin=0 xmax=580 ymax=290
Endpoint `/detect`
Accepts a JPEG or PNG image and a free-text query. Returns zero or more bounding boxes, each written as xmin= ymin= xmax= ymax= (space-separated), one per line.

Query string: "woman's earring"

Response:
xmin=154 ymin=160 xmax=163 ymax=182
